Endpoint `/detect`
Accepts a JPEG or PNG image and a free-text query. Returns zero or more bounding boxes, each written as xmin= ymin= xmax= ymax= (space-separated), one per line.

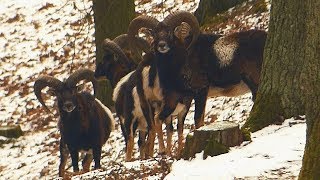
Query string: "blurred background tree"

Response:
xmin=92 ymin=0 xmax=135 ymax=107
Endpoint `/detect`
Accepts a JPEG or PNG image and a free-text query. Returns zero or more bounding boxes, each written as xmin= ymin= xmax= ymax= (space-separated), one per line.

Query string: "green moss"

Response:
xmin=182 ymin=134 xmax=194 ymax=160
xmin=242 ymin=93 xmax=283 ymax=132
xmin=241 ymin=128 xmax=252 ymax=141
xmin=203 ymin=140 xmax=229 ymax=159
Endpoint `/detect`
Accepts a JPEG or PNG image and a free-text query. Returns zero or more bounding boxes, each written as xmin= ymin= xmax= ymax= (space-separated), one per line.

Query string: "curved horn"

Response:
xmin=134 ymin=36 xmax=151 ymax=53
xmin=102 ymin=38 xmax=130 ymax=64
xmin=34 ymin=76 xmax=63 ymax=113
xmin=127 ymin=15 xmax=159 ymax=39
xmin=163 ymin=11 xmax=200 ymax=49
xmin=114 ymin=34 xmax=150 ymax=53
xmin=66 ymin=69 xmax=97 ymax=96
xmin=113 ymin=34 xmax=129 ymax=49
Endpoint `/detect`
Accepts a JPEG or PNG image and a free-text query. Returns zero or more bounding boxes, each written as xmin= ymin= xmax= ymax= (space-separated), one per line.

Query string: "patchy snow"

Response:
xmin=0 ymin=0 xmax=306 ymax=179
xmin=136 ymin=0 xmax=200 ymax=21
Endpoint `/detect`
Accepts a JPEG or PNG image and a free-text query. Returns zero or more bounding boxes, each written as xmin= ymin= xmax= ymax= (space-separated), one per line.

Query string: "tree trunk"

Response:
xmin=240 ymin=0 xmax=320 ymax=177
xmin=92 ymin=0 xmax=135 ymax=107
xmin=298 ymin=0 xmax=320 ymax=178
xmin=242 ymin=0 xmax=306 ymax=132
xmin=194 ymin=0 xmax=245 ymax=25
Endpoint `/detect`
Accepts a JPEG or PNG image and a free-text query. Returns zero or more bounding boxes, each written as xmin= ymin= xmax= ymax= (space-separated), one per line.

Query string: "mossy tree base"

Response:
xmin=242 ymin=93 xmax=284 ymax=132
xmin=183 ymin=121 xmax=245 ymax=160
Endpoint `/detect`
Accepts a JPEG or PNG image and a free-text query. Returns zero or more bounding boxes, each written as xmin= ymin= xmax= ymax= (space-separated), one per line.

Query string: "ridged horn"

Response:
xmin=134 ymin=36 xmax=151 ymax=53
xmin=113 ymin=34 xmax=130 ymax=49
xmin=163 ymin=11 xmax=200 ymax=49
xmin=127 ymin=15 xmax=159 ymax=39
xmin=102 ymin=38 xmax=130 ymax=64
xmin=114 ymin=34 xmax=151 ymax=53
xmin=65 ymin=69 xmax=97 ymax=96
xmin=34 ymin=76 xmax=64 ymax=113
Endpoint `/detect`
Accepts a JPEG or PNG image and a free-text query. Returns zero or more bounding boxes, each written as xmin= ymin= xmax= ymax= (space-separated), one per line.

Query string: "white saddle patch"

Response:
xmin=112 ymin=70 xmax=135 ymax=102
xmin=142 ymin=66 xmax=163 ymax=101
xmin=213 ymin=36 xmax=238 ymax=67
xmin=132 ymin=87 xmax=148 ymax=132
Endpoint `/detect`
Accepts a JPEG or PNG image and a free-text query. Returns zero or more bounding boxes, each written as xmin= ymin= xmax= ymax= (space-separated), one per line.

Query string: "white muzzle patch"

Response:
xmin=157 ymin=41 xmax=170 ymax=53
xmin=63 ymin=101 xmax=76 ymax=112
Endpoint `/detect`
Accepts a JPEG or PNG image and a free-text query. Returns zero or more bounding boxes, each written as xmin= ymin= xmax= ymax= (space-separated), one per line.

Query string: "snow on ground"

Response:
xmin=167 ymin=118 xmax=305 ymax=179
xmin=0 ymin=0 xmax=95 ymax=130
xmin=0 ymin=0 xmax=306 ymax=179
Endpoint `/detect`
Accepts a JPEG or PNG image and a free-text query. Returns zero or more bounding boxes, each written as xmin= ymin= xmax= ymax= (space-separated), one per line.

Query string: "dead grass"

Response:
xmin=6 ymin=14 xmax=22 ymax=23
xmin=38 ymin=3 xmax=55 ymax=11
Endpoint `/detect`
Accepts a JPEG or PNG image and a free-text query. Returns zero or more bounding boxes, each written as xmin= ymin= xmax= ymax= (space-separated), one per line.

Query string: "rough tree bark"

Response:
xmin=92 ymin=0 xmax=135 ymax=107
xmin=299 ymin=0 xmax=320 ymax=178
xmin=242 ymin=0 xmax=306 ymax=132
xmin=241 ymin=0 xmax=320 ymax=178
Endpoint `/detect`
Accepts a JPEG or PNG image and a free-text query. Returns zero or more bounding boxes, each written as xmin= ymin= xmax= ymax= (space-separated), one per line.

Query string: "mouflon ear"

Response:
xmin=47 ymin=88 xmax=56 ymax=96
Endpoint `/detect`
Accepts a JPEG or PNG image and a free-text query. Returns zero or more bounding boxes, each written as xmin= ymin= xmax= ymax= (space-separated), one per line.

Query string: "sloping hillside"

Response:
xmin=0 ymin=0 xmax=305 ymax=179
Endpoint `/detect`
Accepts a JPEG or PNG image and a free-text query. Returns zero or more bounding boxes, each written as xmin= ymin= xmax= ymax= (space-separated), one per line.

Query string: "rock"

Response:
xmin=183 ymin=121 xmax=244 ymax=159
xmin=0 ymin=125 xmax=23 ymax=138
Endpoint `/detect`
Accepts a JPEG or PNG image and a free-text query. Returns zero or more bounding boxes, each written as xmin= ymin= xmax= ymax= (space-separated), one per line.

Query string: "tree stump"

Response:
xmin=0 ymin=125 xmax=23 ymax=138
xmin=183 ymin=121 xmax=244 ymax=159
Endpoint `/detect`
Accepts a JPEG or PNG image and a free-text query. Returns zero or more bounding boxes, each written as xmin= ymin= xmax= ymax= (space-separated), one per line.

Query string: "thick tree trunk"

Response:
xmin=194 ymin=0 xmax=245 ymax=25
xmin=240 ymin=0 xmax=320 ymax=177
xmin=299 ymin=0 xmax=320 ymax=178
xmin=242 ymin=0 xmax=306 ymax=132
xmin=92 ymin=0 xmax=135 ymax=107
